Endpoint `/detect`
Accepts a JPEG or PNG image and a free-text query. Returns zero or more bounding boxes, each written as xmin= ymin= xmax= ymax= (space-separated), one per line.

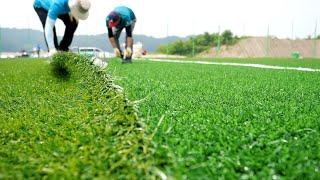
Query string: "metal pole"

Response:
xmin=313 ymin=21 xmax=317 ymax=58
xmin=266 ymin=24 xmax=270 ymax=57
xmin=217 ymin=25 xmax=221 ymax=56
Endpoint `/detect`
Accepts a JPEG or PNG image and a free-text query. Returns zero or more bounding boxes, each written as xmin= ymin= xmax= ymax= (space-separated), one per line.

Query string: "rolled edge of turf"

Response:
xmin=50 ymin=52 xmax=166 ymax=178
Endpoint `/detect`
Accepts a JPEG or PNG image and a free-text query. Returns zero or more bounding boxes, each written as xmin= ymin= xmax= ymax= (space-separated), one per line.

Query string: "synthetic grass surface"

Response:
xmin=0 ymin=55 xmax=160 ymax=179
xmin=107 ymin=59 xmax=320 ymax=179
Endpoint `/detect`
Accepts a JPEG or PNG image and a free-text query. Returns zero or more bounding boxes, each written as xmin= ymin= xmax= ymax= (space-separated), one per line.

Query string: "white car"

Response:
xmin=71 ymin=47 xmax=114 ymax=59
xmin=80 ymin=47 xmax=103 ymax=58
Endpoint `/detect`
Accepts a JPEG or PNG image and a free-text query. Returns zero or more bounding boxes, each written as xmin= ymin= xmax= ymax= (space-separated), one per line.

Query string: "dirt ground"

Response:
xmin=200 ymin=37 xmax=320 ymax=58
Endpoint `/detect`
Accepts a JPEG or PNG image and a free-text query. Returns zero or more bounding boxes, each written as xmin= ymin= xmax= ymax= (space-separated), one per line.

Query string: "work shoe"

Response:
xmin=122 ymin=58 xmax=132 ymax=64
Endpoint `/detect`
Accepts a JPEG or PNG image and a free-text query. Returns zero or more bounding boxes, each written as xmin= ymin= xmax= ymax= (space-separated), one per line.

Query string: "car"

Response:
xmin=71 ymin=47 xmax=114 ymax=59
xmin=78 ymin=47 xmax=104 ymax=58
xmin=20 ymin=50 xmax=29 ymax=57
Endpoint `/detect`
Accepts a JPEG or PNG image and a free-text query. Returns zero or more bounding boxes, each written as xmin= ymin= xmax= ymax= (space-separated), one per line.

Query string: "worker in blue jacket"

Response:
xmin=106 ymin=6 xmax=136 ymax=63
xmin=33 ymin=0 xmax=91 ymax=56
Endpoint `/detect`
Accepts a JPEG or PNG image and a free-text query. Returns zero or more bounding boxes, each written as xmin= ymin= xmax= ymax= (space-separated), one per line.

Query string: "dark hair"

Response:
xmin=108 ymin=11 xmax=120 ymax=22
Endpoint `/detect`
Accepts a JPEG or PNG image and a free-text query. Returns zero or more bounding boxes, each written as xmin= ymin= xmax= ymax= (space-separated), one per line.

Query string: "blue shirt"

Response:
xmin=34 ymin=0 xmax=70 ymax=20
xmin=106 ymin=6 xmax=136 ymax=29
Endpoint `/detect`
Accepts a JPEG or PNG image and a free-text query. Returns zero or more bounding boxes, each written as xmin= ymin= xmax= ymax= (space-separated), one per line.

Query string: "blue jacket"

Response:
xmin=34 ymin=0 xmax=70 ymax=20
xmin=106 ymin=6 xmax=136 ymax=29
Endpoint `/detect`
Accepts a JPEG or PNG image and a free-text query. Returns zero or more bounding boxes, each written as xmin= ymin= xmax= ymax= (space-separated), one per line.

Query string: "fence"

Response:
xmin=165 ymin=22 xmax=319 ymax=58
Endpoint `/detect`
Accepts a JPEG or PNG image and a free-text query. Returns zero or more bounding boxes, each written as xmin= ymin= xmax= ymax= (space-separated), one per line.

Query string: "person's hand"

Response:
xmin=124 ymin=47 xmax=132 ymax=58
xmin=48 ymin=48 xmax=57 ymax=57
xmin=114 ymin=48 xmax=121 ymax=57
xmin=69 ymin=13 xmax=79 ymax=23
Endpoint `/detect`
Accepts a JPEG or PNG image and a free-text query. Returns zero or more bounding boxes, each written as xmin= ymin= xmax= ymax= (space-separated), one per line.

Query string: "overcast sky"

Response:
xmin=0 ymin=0 xmax=319 ymax=38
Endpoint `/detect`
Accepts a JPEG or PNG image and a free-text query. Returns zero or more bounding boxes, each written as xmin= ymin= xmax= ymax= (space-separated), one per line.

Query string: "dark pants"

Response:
xmin=34 ymin=7 xmax=78 ymax=51
xmin=112 ymin=21 xmax=136 ymax=59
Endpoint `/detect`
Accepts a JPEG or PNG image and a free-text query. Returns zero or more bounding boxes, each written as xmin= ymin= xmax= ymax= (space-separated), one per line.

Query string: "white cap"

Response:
xmin=68 ymin=0 xmax=91 ymax=20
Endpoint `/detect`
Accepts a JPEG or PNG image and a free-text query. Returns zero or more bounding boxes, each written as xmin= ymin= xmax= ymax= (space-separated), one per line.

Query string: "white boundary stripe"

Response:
xmin=144 ymin=59 xmax=320 ymax=72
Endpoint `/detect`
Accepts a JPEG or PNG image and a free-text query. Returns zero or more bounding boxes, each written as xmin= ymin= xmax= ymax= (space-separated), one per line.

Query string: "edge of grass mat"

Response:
xmin=50 ymin=52 xmax=166 ymax=179
xmin=0 ymin=53 xmax=167 ymax=179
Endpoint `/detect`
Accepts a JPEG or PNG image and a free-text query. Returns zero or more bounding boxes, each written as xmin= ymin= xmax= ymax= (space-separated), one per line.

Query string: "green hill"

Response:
xmin=0 ymin=28 xmax=187 ymax=52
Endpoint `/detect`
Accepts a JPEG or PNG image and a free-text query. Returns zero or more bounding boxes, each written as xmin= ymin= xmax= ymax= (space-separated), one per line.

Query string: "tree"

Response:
xmin=156 ymin=30 xmax=239 ymax=56
xmin=221 ymin=30 xmax=233 ymax=45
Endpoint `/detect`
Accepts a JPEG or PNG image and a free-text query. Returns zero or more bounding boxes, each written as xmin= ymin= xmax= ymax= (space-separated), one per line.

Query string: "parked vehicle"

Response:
xmin=71 ymin=47 xmax=114 ymax=59
xmin=20 ymin=50 xmax=29 ymax=57
xmin=79 ymin=47 xmax=103 ymax=58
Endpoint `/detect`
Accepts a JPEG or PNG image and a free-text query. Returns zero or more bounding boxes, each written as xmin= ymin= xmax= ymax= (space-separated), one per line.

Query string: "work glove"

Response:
xmin=48 ymin=48 xmax=57 ymax=57
xmin=114 ymin=48 xmax=121 ymax=57
xmin=124 ymin=47 xmax=132 ymax=59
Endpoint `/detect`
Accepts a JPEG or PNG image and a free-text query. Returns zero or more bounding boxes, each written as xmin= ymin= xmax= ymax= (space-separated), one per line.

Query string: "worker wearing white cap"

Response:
xmin=33 ymin=0 xmax=91 ymax=56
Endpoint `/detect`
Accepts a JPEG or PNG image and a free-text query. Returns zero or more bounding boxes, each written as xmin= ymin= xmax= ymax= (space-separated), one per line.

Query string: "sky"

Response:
xmin=0 ymin=0 xmax=320 ymax=38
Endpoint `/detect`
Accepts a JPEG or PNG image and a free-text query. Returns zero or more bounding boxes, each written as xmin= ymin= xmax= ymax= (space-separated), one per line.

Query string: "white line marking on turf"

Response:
xmin=145 ymin=59 xmax=320 ymax=72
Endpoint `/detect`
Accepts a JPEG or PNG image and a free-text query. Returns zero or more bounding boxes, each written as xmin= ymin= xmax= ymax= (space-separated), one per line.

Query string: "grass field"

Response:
xmin=107 ymin=58 xmax=320 ymax=179
xmin=1 ymin=57 xmax=320 ymax=179
xmin=0 ymin=56 xmax=157 ymax=179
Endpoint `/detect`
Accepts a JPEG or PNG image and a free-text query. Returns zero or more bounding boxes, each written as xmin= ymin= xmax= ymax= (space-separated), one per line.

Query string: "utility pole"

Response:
xmin=217 ymin=25 xmax=221 ymax=56
xmin=313 ymin=21 xmax=317 ymax=58
xmin=266 ymin=24 xmax=270 ymax=57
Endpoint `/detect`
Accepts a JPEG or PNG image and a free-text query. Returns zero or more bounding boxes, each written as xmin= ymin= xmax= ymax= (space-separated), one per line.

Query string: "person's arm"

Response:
xmin=107 ymin=27 xmax=117 ymax=48
xmin=107 ymin=27 xmax=121 ymax=57
xmin=123 ymin=25 xmax=133 ymax=58
xmin=44 ymin=16 xmax=56 ymax=52
xmin=125 ymin=25 xmax=133 ymax=48
xmin=46 ymin=3 xmax=62 ymax=54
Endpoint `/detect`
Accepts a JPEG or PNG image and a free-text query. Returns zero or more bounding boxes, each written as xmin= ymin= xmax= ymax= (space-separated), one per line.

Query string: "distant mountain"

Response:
xmin=0 ymin=28 xmax=188 ymax=52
